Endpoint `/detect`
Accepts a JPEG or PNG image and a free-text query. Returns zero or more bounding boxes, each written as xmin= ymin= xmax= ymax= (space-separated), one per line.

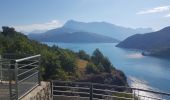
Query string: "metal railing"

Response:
xmin=0 ymin=54 xmax=41 ymax=100
xmin=51 ymin=80 xmax=170 ymax=100
xmin=0 ymin=59 xmax=11 ymax=100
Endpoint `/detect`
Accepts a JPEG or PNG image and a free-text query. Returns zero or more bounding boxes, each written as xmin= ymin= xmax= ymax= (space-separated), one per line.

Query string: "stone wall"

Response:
xmin=21 ymin=82 xmax=52 ymax=100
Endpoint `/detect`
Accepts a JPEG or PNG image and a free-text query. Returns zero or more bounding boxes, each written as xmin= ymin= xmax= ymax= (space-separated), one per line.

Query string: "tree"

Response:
xmin=102 ymin=57 xmax=114 ymax=73
xmin=96 ymin=63 xmax=105 ymax=72
xmin=60 ymin=51 xmax=77 ymax=73
xmin=77 ymin=50 xmax=90 ymax=61
xmin=2 ymin=26 xmax=16 ymax=36
xmin=91 ymin=49 xmax=104 ymax=65
xmin=91 ymin=49 xmax=114 ymax=73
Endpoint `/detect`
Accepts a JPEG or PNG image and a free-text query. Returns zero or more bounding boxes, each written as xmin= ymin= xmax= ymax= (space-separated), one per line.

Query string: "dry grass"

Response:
xmin=77 ymin=59 xmax=88 ymax=70
xmin=77 ymin=59 xmax=88 ymax=76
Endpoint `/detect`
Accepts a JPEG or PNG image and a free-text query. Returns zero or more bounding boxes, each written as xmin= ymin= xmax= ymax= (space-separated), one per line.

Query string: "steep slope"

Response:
xmin=63 ymin=20 xmax=153 ymax=40
xmin=116 ymin=26 xmax=170 ymax=58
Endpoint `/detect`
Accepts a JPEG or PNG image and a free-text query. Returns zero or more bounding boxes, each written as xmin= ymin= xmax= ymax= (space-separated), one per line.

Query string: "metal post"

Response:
xmin=137 ymin=90 xmax=139 ymax=100
xmin=15 ymin=62 xmax=19 ymax=100
xmin=0 ymin=59 xmax=2 ymax=83
xmin=38 ymin=56 xmax=41 ymax=86
xmin=133 ymin=90 xmax=136 ymax=100
xmin=51 ymin=81 xmax=53 ymax=100
xmin=0 ymin=55 xmax=2 ymax=83
xmin=9 ymin=60 xmax=13 ymax=100
xmin=90 ymin=83 xmax=93 ymax=100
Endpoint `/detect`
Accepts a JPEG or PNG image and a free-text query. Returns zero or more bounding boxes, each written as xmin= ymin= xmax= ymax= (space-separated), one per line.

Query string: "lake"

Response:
xmin=44 ymin=42 xmax=170 ymax=93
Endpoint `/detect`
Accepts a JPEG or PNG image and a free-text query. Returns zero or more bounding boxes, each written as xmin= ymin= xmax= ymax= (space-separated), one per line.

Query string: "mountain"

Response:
xmin=28 ymin=27 xmax=119 ymax=43
xmin=116 ymin=26 xmax=170 ymax=58
xmin=63 ymin=20 xmax=153 ymax=40
xmin=29 ymin=20 xmax=152 ymax=42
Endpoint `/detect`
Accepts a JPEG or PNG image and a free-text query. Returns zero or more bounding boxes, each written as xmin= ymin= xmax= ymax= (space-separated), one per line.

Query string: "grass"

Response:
xmin=112 ymin=92 xmax=133 ymax=100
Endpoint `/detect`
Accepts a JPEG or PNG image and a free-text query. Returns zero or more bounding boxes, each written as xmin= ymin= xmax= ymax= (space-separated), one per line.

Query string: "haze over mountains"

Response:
xmin=29 ymin=30 xmax=118 ymax=43
xmin=63 ymin=20 xmax=153 ymax=40
xmin=28 ymin=20 xmax=152 ymax=43
xmin=117 ymin=26 xmax=170 ymax=58
xmin=28 ymin=27 xmax=119 ymax=43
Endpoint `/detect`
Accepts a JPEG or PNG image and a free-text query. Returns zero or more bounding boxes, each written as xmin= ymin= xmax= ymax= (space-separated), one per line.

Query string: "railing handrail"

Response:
xmin=15 ymin=54 xmax=41 ymax=63
xmin=131 ymin=87 xmax=170 ymax=96
xmin=0 ymin=59 xmax=9 ymax=62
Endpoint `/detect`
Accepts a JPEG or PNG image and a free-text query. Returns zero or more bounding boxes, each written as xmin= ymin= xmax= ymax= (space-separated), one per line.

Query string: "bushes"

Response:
xmin=86 ymin=62 xmax=99 ymax=74
xmin=59 ymin=51 xmax=77 ymax=73
xmin=0 ymin=27 xmax=78 ymax=80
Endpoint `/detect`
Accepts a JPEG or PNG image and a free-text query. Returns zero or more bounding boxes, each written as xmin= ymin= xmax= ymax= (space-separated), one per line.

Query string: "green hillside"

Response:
xmin=0 ymin=26 xmax=127 ymax=86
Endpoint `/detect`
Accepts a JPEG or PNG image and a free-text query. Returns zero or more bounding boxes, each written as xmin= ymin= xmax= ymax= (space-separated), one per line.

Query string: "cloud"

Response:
xmin=137 ymin=6 xmax=170 ymax=14
xmin=165 ymin=14 xmax=170 ymax=17
xmin=13 ymin=20 xmax=63 ymax=33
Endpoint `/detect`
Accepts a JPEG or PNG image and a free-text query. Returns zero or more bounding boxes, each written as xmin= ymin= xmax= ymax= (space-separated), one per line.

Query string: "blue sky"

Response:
xmin=0 ymin=0 xmax=170 ymax=32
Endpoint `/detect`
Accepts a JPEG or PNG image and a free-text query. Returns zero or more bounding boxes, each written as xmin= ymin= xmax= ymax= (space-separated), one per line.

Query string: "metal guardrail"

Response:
xmin=0 ymin=59 xmax=11 ymax=100
xmin=51 ymin=80 xmax=170 ymax=100
xmin=0 ymin=54 xmax=41 ymax=100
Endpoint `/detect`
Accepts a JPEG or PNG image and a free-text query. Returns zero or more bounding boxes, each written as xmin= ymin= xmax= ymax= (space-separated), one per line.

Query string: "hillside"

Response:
xmin=0 ymin=26 xmax=127 ymax=86
xmin=63 ymin=20 xmax=153 ymax=40
xmin=116 ymin=26 xmax=170 ymax=58
xmin=29 ymin=29 xmax=119 ymax=43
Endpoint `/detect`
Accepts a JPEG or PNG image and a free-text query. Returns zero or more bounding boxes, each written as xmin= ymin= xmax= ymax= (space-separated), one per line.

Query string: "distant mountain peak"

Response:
xmin=63 ymin=20 xmax=153 ymax=40
xmin=64 ymin=20 xmax=117 ymax=28
xmin=65 ymin=19 xmax=77 ymax=23
xmin=29 ymin=20 xmax=153 ymax=42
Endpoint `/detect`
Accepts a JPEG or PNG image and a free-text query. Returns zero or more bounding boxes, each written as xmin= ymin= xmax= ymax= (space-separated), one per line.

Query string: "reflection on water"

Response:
xmin=129 ymin=76 xmax=162 ymax=100
xmin=126 ymin=53 xmax=144 ymax=59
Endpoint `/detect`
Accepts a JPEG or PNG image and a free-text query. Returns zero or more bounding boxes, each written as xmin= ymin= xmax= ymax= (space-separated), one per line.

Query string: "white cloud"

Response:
xmin=13 ymin=20 xmax=63 ymax=33
xmin=165 ymin=14 xmax=170 ymax=17
xmin=137 ymin=6 xmax=170 ymax=14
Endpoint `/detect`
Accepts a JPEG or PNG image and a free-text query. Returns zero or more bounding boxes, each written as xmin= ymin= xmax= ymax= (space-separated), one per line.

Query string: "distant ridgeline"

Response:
xmin=117 ymin=26 xmax=170 ymax=58
xmin=0 ymin=26 xmax=127 ymax=86
xmin=28 ymin=20 xmax=152 ymax=42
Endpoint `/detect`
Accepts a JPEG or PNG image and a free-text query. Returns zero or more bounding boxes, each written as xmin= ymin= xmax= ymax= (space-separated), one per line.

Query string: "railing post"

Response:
xmin=133 ymin=90 xmax=136 ymax=100
xmin=90 ymin=83 xmax=93 ymax=100
xmin=9 ymin=60 xmax=13 ymax=100
xmin=15 ymin=62 xmax=19 ymax=100
xmin=0 ymin=58 xmax=2 ymax=83
xmin=38 ymin=56 xmax=41 ymax=86
xmin=51 ymin=80 xmax=53 ymax=100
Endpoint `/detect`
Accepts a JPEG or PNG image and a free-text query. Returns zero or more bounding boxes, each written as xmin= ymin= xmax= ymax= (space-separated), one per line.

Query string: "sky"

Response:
xmin=0 ymin=0 xmax=170 ymax=33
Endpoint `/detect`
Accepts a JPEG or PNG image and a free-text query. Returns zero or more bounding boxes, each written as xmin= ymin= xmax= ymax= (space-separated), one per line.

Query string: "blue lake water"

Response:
xmin=44 ymin=42 xmax=170 ymax=93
